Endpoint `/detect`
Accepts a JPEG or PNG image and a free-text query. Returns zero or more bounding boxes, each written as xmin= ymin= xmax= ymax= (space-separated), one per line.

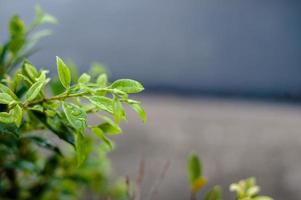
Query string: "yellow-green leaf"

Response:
xmin=91 ymin=127 xmax=114 ymax=150
xmin=56 ymin=56 xmax=71 ymax=89
xmin=110 ymin=79 xmax=144 ymax=93
xmin=0 ymin=84 xmax=18 ymax=100
xmin=129 ymin=103 xmax=147 ymax=123
xmin=0 ymin=93 xmax=15 ymax=104
xmin=26 ymin=80 xmax=46 ymax=102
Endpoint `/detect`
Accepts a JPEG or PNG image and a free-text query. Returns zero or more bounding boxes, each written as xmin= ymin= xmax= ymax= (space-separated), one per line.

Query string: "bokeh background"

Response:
xmin=1 ymin=0 xmax=301 ymax=199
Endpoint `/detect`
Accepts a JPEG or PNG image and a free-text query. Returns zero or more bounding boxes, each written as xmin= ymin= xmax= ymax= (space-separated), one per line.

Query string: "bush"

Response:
xmin=0 ymin=6 xmax=145 ymax=200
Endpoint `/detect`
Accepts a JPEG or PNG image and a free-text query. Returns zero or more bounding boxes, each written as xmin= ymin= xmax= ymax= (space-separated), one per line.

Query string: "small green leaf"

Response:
xmin=0 ymin=112 xmax=14 ymax=124
xmin=56 ymin=56 xmax=71 ymax=89
xmin=9 ymin=15 xmax=25 ymax=37
xmin=110 ymin=79 xmax=144 ymax=93
xmin=129 ymin=103 xmax=147 ymax=123
xmin=22 ymin=62 xmax=39 ymax=82
xmin=89 ymin=62 xmax=107 ymax=78
xmin=29 ymin=104 xmax=44 ymax=112
xmin=62 ymin=102 xmax=87 ymax=131
xmin=87 ymin=96 xmax=113 ymax=113
xmin=26 ymin=80 xmax=47 ymax=102
xmin=96 ymin=74 xmax=108 ymax=87
xmin=34 ymin=5 xmax=58 ymax=26
xmin=98 ymin=117 xmax=122 ymax=135
xmin=204 ymin=186 xmax=222 ymax=200
xmin=188 ymin=153 xmax=202 ymax=184
xmin=0 ymin=93 xmax=15 ymax=104
xmin=8 ymin=15 xmax=26 ymax=53
xmin=78 ymin=73 xmax=91 ymax=84
xmin=0 ymin=84 xmax=18 ymax=100
xmin=75 ymin=132 xmax=87 ymax=167
xmin=91 ymin=127 xmax=114 ymax=150
xmin=113 ymin=98 xmax=125 ymax=123
xmin=11 ymin=104 xmax=22 ymax=127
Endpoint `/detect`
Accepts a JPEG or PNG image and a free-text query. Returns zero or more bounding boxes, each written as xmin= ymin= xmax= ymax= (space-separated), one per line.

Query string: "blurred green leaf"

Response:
xmin=129 ymin=103 xmax=147 ymax=123
xmin=91 ymin=127 xmax=114 ymax=150
xmin=188 ymin=153 xmax=202 ymax=184
xmin=204 ymin=186 xmax=222 ymax=200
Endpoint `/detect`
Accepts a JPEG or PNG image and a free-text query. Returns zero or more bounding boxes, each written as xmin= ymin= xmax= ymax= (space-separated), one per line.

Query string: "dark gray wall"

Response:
xmin=1 ymin=0 xmax=301 ymax=97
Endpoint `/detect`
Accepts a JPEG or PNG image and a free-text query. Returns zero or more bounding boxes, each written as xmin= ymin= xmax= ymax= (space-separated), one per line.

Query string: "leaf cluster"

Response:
xmin=187 ymin=154 xmax=273 ymax=200
xmin=0 ymin=6 xmax=146 ymax=200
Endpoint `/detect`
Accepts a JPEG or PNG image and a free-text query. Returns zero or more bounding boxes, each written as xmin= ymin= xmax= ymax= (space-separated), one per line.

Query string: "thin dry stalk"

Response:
xmin=148 ymin=160 xmax=171 ymax=200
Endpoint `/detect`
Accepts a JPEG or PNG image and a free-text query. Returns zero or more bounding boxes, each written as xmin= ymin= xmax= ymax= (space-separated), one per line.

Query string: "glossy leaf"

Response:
xmin=26 ymin=80 xmax=46 ymax=102
xmin=56 ymin=56 xmax=71 ymax=89
xmin=0 ymin=112 xmax=14 ymax=124
xmin=86 ymin=96 xmax=113 ymax=113
xmin=0 ymin=93 xmax=15 ymax=104
xmin=11 ymin=104 xmax=22 ymax=127
xmin=62 ymin=102 xmax=87 ymax=131
xmin=110 ymin=79 xmax=144 ymax=93
xmin=0 ymin=84 xmax=18 ymax=100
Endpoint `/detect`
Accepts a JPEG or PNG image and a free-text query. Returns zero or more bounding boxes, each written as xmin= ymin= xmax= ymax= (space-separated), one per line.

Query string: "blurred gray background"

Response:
xmin=1 ymin=0 xmax=301 ymax=199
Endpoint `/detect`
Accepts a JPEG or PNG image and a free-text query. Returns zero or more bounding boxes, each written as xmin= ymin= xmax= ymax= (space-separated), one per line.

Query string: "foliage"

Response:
xmin=0 ymin=5 xmax=146 ymax=200
xmin=230 ymin=177 xmax=273 ymax=200
xmin=187 ymin=154 xmax=273 ymax=200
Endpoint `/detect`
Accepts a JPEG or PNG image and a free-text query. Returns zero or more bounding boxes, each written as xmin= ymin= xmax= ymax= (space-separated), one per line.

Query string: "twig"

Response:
xmin=134 ymin=159 xmax=145 ymax=200
xmin=148 ymin=160 xmax=171 ymax=200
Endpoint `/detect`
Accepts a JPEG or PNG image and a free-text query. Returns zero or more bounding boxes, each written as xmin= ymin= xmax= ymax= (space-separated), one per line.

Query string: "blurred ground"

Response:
xmin=109 ymin=95 xmax=301 ymax=200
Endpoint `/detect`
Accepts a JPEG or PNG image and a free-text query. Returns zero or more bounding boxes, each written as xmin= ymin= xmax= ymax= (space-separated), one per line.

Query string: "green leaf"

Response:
xmin=25 ymin=80 xmax=46 ymax=102
xmin=28 ymin=104 xmax=44 ymax=112
xmin=0 ymin=122 xmax=20 ymax=137
xmin=129 ymin=103 xmax=147 ymax=123
xmin=91 ymin=127 xmax=114 ymax=150
xmin=75 ymin=132 xmax=87 ymax=167
xmin=188 ymin=153 xmax=202 ymax=184
xmin=89 ymin=62 xmax=107 ymax=78
xmin=34 ymin=5 xmax=58 ymax=26
xmin=113 ymin=98 xmax=125 ymax=123
xmin=0 ymin=84 xmax=18 ymax=100
xmin=96 ymin=74 xmax=108 ymax=87
xmin=98 ymin=117 xmax=122 ymax=135
xmin=62 ymin=102 xmax=87 ymax=131
xmin=8 ymin=15 xmax=26 ymax=54
xmin=22 ymin=61 xmax=39 ymax=82
xmin=0 ymin=93 xmax=15 ymax=104
xmin=78 ymin=73 xmax=91 ymax=84
xmin=56 ymin=56 xmax=71 ymax=89
xmin=9 ymin=15 xmax=26 ymax=37
xmin=50 ymin=77 xmax=65 ymax=95
xmin=0 ymin=112 xmax=14 ymax=124
xmin=204 ymin=186 xmax=222 ymax=200
xmin=11 ymin=104 xmax=22 ymax=127
xmin=86 ymin=96 xmax=113 ymax=113
xmin=110 ymin=79 xmax=144 ymax=93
